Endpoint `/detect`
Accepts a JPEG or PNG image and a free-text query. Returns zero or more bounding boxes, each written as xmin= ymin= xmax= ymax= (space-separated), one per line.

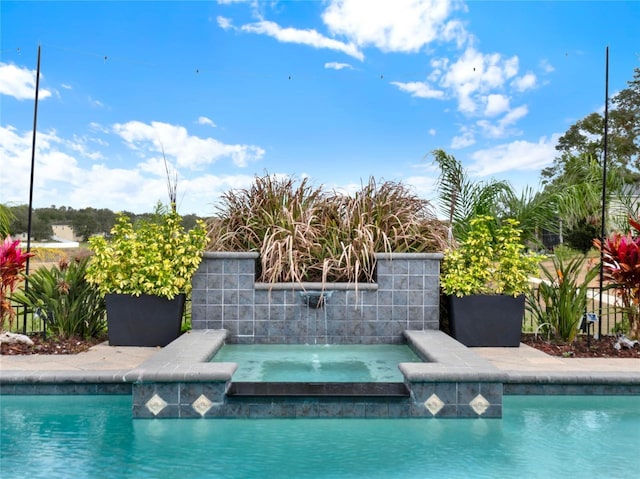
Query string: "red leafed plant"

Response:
xmin=0 ymin=236 xmax=35 ymax=330
xmin=594 ymin=217 xmax=640 ymax=339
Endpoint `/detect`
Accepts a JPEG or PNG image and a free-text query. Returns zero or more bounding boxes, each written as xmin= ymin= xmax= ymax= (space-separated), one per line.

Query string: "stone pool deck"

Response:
xmin=1 ymin=330 xmax=639 ymax=418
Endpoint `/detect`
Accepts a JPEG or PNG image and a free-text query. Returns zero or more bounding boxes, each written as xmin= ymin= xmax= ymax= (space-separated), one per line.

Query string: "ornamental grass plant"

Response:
xmin=207 ymin=175 xmax=448 ymax=283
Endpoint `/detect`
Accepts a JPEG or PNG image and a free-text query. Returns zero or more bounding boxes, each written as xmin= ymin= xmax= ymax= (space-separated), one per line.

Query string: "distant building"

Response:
xmin=14 ymin=232 xmax=30 ymax=241
xmin=51 ymin=224 xmax=83 ymax=242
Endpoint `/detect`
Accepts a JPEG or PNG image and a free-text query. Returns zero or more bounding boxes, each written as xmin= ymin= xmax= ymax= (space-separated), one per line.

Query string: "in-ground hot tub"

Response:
xmin=211 ymin=343 xmax=423 ymax=382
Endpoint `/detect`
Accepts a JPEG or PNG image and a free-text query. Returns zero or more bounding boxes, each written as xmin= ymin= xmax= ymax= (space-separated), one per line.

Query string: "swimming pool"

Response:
xmin=211 ymin=344 xmax=423 ymax=382
xmin=2 ymin=395 xmax=638 ymax=478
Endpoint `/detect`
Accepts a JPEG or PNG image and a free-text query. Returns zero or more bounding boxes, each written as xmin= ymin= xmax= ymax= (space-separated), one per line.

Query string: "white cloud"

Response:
xmin=89 ymin=97 xmax=105 ymax=108
xmin=325 ymin=62 xmax=353 ymax=70
xmin=539 ymin=59 xmax=555 ymax=73
xmin=217 ymin=16 xmax=233 ymax=30
xmin=441 ymin=18 xmax=469 ymax=49
xmin=112 ymin=120 xmax=265 ymax=168
xmin=511 ymin=72 xmax=537 ymax=92
xmin=239 ymin=20 xmax=364 ymax=60
xmin=322 ymin=0 xmax=466 ymax=53
xmin=68 ymin=134 xmax=105 ymax=161
xmin=390 ymin=81 xmax=444 ymax=99
xmin=476 ymin=105 xmax=528 ymax=138
xmin=468 ymin=134 xmax=560 ymax=177
xmin=398 ymin=45 xmax=527 ymax=123
xmin=428 ymin=128 xmax=437 ymax=136
xmin=0 ymin=124 xmax=261 ymax=216
xmin=438 ymin=47 xmax=520 ymax=114
xmin=502 ymin=105 xmax=528 ymax=125
xmin=178 ymin=173 xmax=256 ymax=214
xmin=0 ymin=63 xmax=52 ymax=100
xmin=197 ymin=116 xmax=217 ymax=127
xmin=61 ymin=83 xmax=73 ymax=90
xmin=484 ymin=94 xmax=510 ymax=117
xmin=403 ymin=175 xmax=438 ymax=201
xmin=450 ymin=127 xmax=475 ymax=149
xmin=89 ymin=122 xmax=110 ymax=134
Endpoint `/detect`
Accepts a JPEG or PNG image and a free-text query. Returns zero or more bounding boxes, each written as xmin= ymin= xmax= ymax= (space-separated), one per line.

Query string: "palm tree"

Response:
xmin=550 ymin=153 xmax=626 ymax=234
xmin=432 ymin=149 xmax=559 ymax=246
xmin=432 ymin=149 xmax=511 ymax=243
xmin=0 ymin=204 xmax=13 ymax=238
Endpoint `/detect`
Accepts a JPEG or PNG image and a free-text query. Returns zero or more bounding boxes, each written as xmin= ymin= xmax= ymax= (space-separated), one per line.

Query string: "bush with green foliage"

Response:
xmin=526 ymin=254 xmax=599 ymax=342
xmin=12 ymin=256 xmax=106 ymax=339
xmin=441 ymin=215 xmax=543 ymax=297
xmin=87 ymin=204 xmax=208 ymax=299
xmin=564 ymin=219 xmax=598 ymax=254
xmin=207 ymin=175 xmax=448 ymax=283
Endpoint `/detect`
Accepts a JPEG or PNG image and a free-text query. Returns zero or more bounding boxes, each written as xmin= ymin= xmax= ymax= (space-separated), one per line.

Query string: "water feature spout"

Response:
xmin=299 ymin=290 xmax=333 ymax=309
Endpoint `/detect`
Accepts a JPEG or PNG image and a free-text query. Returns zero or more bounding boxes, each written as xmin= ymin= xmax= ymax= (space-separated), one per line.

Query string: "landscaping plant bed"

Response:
xmin=521 ymin=333 xmax=640 ymax=358
xmin=1 ymin=333 xmax=106 ymax=355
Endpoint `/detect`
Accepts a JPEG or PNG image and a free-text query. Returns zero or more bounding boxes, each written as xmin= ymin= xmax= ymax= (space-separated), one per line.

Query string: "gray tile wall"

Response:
xmin=192 ymin=252 xmax=444 ymax=344
xmin=130 ymin=381 xmax=500 ymax=418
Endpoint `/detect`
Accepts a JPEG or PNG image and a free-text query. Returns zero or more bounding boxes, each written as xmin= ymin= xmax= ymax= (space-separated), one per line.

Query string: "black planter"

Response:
xmin=446 ymin=294 xmax=524 ymax=347
xmin=105 ymin=293 xmax=185 ymax=347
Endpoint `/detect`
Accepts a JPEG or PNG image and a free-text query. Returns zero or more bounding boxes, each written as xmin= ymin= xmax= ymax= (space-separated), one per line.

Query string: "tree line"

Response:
xmin=5 ymin=204 xmax=203 ymax=242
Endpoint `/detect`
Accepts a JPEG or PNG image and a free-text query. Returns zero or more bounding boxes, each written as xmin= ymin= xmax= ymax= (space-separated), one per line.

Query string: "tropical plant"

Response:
xmin=0 ymin=236 xmax=34 ymax=330
xmin=12 ymin=256 xmax=106 ymax=339
xmin=207 ymin=174 xmax=448 ymax=283
xmin=0 ymin=204 xmax=14 ymax=238
xmin=526 ymin=254 xmax=599 ymax=342
xmin=431 ymin=149 xmax=560 ymax=247
xmin=432 ymin=149 xmax=512 ymax=243
xmin=440 ymin=215 xmax=543 ymax=297
xmin=593 ymin=216 xmax=640 ymax=339
xmin=498 ymin=186 xmax=559 ymax=247
xmin=86 ymin=203 xmax=208 ymax=299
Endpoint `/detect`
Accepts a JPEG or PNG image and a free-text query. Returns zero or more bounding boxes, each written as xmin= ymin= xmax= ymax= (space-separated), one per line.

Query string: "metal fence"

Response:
xmin=523 ymin=286 xmax=626 ymax=336
xmin=5 ymin=298 xmax=193 ymax=336
xmin=5 ymin=289 xmax=626 ymax=338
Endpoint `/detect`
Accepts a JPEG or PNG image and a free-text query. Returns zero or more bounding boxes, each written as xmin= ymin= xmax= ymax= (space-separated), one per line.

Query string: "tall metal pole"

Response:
xmin=598 ymin=46 xmax=609 ymax=339
xmin=23 ymin=45 xmax=41 ymax=334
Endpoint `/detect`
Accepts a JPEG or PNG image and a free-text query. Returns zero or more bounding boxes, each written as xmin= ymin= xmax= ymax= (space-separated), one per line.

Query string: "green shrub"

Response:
xmin=87 ymin=204 xmax=208 ymax=299
xmin=441 ymin=215 xmax=543 ymax=297
xmin=564 ymin=220 xmax=598 ymax=254
xmin=12 ymin=256 xmax=106 ymax=339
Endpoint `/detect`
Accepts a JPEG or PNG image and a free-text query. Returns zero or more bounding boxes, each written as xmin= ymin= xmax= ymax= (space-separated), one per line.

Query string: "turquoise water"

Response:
xmin=211 ymin=344 xmax=423 ymax=382
xmin=2 ymin=395 xmax=639 ymax=478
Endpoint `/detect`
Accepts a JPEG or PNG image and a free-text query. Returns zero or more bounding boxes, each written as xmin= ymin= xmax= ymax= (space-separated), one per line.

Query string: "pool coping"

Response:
xmin=1 ymin=329 xmax=639 ymax=396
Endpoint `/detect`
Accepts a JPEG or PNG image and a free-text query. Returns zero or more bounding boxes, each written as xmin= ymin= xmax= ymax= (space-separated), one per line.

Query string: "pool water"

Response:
xmin=211 ymin=344 xmax=423 ymax=382
xmin=2 ymin=395 xmax=639 ymax=478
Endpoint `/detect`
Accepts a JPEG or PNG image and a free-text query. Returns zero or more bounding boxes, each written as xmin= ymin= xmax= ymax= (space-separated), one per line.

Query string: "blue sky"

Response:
xmin=1 ymin=0 xmax=639 ymax=217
